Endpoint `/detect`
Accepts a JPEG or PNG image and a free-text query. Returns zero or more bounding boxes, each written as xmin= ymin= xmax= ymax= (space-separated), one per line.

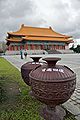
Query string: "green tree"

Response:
xmin=70 ymin=44 xmax=75 ymax=52
xmin=0 ymin=42 xmax=7 ymax=55
xmin=75 ymin=45 xmax=80 ymax=53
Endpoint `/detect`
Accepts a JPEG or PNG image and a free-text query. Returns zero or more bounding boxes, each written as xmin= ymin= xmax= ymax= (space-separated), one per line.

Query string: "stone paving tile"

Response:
xmin=75 ymin=116 xmax=80 ymax=120
xmin=76 ymin=89 xmax=80 ymax=93
xmin=76 ymin=100 xmax=80 ymax=104
xmin=69 ymin=100 xmax=77 ymax=105
xmin=63 ymin=101 xmax=80 ymax=116
xmin=76 ymin=104 xmax=80 ymax=109
xmin=71 ymin=96 xmax=77 ymax=101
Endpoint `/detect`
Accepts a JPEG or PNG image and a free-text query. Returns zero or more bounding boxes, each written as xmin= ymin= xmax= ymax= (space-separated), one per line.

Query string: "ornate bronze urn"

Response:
xmin=29 ymin=57 xmax=76 ymax=120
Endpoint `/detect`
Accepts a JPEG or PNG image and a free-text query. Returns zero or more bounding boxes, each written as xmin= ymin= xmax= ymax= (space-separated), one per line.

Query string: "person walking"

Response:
xmin=20 ymin=50 xmax=23 ymax=59
xmin=24 ymin=50 xmax=27 ymax=59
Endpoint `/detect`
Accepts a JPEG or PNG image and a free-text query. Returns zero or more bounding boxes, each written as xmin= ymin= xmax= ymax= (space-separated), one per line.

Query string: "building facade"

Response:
xmin=6 ymin=24 xmax=73 ymax=51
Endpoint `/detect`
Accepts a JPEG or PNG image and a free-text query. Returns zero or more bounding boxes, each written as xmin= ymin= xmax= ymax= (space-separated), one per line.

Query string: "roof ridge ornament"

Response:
xmin=49 ymin=26 xmax=52 ymax=30
xmin=21 ymin=24 xmax=24 ymax=28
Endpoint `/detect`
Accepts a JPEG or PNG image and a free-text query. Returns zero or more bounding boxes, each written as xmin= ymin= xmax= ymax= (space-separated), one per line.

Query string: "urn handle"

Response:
xmin=42 ymin=57 xmax=61 ymax=67
xmin=30 ymin=57 xmax=41 ymax=62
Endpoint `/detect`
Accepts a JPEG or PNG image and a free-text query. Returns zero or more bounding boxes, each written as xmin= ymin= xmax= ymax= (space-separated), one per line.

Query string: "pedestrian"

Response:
xmin=20 ymin=50 xmax=23 ymax=59
xmin=24 ymin=50 xmax=27 ymax=59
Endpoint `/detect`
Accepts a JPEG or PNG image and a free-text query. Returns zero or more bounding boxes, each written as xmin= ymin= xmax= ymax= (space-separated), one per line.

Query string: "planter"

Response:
xmin=21 ymin=56 xmax=46 ymax=86
xmin=29 ymin=57 xmax=76 ymax=120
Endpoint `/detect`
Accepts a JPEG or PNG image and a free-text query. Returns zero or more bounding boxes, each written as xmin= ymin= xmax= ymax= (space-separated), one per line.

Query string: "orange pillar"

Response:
xmin=31 ymin=44 xmax=34 ymax=50
xmin=10 ymin=46 xmax=12 ymax=51
xmin=42 ymin=45 xmax=44 ymax=49
xmin=32 ymin=44 xmax=35 ymax=50
xmin=26 ymin=44 xmax=28 ymax=50
xmin=7 ymin=46 xmax=9 ymax=50
xmin=16 ymin=46 xmax=18 ymax=50
xmin=20 ymin=45 xmax=22 ymax=50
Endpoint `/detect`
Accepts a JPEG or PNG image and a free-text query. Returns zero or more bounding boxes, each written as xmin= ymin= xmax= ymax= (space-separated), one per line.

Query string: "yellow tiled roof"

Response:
xmin=6 ymin=37 xmax=72 ymax=43
xmin=23 ymin=36 xmax=71 ymax=42
xmin=8 ymin=24 xmax=71 ymax=38
xmin=7 ymin=38 xmax=22 ymax=42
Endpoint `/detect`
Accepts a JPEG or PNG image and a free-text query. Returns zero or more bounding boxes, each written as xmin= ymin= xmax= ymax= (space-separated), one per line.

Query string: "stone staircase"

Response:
xmin=47 ymin=50 xmax=62 ymax=54
xmin=47 ymin=49 xmax=74 ymax=54
xmin=5 ymin=50 xmax=48 ymax=55
xmin=57 ymin=49 xmax=74 ymax=54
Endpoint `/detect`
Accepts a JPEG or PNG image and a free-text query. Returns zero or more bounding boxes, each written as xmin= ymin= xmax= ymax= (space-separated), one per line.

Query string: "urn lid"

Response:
xmin=29 ymin=57 xmax=76 ymax=82
xmin=30 ymin=56 xmax=42 ymax=62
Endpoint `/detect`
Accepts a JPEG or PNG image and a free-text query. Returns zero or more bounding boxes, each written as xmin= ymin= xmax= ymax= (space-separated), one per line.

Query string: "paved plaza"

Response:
xmin=4 ymin=54 xmax=80 ymax=120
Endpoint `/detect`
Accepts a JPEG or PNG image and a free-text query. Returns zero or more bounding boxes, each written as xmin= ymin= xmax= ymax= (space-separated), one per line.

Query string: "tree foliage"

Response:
xmin=70 ymin=44 xmax=80 ymax=53
xmin=0 ymin=42 xmax=7 ymax=53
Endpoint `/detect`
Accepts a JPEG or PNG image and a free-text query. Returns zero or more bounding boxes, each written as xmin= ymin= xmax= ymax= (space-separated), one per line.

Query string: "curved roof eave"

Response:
xmin=7 ymin=24 xmax=71 ymax=38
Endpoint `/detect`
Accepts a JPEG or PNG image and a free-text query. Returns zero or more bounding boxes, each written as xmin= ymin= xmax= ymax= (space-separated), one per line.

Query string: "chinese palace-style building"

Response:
xmin=6 ymin=24 xmax=73 ymax=51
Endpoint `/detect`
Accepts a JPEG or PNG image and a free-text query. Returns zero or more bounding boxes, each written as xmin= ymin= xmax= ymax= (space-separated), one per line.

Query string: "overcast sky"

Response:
xmin=0 ymin=0 xmax=80 ymax=43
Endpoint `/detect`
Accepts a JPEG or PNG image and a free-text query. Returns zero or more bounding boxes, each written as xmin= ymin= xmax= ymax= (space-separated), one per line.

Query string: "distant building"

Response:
xmin=6 ymin=24 xmax=73 ymax=51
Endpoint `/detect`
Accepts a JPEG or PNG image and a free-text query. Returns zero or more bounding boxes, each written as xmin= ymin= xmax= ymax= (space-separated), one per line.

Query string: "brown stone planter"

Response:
xmin=21 ymin=56 xmax=46 ymax=86
xmin=29 ymin=57 xmax=76 ymax=120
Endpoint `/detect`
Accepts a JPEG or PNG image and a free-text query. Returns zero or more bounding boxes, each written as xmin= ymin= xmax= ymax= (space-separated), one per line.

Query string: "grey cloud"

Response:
xmin=0 ymin=0 xmax=80 ymax=42
xmin=8 ymin=0 xmax=35 ymax=18
xmin=0 ymin=0 xmax=36 ymax=19
xmin=0 ymin=0 xmax=38 ymax=41
xmin=70 ymin=0 xmax=80 ymax=10
xmin=44 ymin=0 xmax=80 ymax=39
